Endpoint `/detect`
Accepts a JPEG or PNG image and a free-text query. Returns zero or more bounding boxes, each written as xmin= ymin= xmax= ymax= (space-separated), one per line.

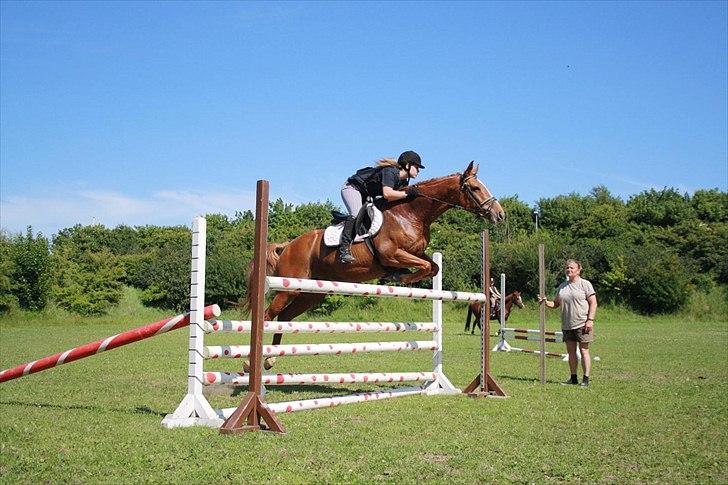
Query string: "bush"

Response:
xmin=600 ymin=255 xmax=633 ymax=304
xmin=118 ymin=252 xmax=154 ymax=288
xmin=624 ymin=245 xmax=691 ymax=314
xmin=491 ymin=232 xmax=565 ymax=298
xmin=355 ymin=296 xmax=379 ymax=310
xmin=436 ymin=233 xmax=482 ymax=292
xmin=205 ymin=224 xmax=254 ymax=309
xmin=139 ymin=238 xmax=190 ymax=311
xmin=51 ymin=248 xmax=126 ymax=316
xmin=308 ymin=295 xmax=345 ymax=316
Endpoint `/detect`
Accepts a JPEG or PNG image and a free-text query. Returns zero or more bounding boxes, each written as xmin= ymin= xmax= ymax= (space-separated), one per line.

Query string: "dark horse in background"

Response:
xmin=243 ymin=161 xmax=505 ymax=370
xmin=464 ymin=291 xmax=524 ymax=335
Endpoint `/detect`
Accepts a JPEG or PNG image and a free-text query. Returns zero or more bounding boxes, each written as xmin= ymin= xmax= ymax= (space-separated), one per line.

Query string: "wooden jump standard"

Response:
xmin=464 ymin=230 xmax=507 ymax=398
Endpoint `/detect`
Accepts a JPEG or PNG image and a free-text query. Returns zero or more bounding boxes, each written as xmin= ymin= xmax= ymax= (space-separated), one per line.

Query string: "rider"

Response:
xmin=490 ymin=277 xmax=502 ymax=318
xmin=338 ymin=150 xmax=424 ymax=264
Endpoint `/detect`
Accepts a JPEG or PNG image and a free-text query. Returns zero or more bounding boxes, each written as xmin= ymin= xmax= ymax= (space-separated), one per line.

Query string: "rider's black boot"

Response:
xmin=338 ymin=216 xmax=356 ymax=264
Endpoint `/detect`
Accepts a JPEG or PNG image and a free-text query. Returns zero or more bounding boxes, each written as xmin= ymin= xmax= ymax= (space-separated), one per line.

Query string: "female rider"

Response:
xmin=338 ymin=150 xmax=424 ymax=264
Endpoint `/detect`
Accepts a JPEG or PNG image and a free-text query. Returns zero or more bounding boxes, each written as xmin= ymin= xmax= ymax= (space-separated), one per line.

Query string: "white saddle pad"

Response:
xmin=323 ymin=205 xmax=384 ymax=247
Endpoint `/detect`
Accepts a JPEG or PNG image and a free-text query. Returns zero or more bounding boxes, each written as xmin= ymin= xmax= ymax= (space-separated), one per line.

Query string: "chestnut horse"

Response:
xmin=244 ymin=161 xmax=505 ymax=370
xmin=464 ymin=291 xmax=524 ymax=334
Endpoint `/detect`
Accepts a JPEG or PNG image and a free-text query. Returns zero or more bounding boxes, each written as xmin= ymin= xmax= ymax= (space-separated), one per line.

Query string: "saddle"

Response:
xmin=323 ymin=200 xmax=410 ymax=282
xmin=323 ymin=201 xmax=384 ymax=247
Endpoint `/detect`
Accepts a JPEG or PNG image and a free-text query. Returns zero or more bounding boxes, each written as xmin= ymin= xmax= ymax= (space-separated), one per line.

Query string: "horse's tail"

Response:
xmin=240 ymin=242 xmax=290 ymax=315
xmin=265 ymin=242 xmax=289 ymax=275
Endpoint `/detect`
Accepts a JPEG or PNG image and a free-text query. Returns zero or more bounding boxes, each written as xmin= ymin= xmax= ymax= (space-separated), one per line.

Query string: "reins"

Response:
xmin=413 ymin=174 xmax=498 ymax=215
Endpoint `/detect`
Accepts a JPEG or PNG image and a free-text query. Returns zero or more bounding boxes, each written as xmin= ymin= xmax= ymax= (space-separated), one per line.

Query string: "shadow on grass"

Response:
xmin=494 ymin=374 xmax=571 ymax=385
xmin=0 ymin=399 xmax=167 ymax=417
xmin=205 ymin=383 xmax=422 ymax=399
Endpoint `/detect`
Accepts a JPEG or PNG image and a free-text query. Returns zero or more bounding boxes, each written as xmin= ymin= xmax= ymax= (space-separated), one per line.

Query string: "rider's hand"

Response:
xmin=406 ymin=187 xmax=421 ymax=198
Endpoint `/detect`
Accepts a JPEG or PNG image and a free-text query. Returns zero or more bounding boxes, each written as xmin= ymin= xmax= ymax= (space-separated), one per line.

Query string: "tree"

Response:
xmin=537 ymin=193 xmax=594 ymax=232
xmin=692 ymin=189 xmax=728 ymax=223
xmin=494 ymin=196 xmax=534 ymax=239
xmin=0 ymin=233 xmax=18 ymax=313
xmin=9 ymin=228 xmax=51 ymax=311
xmin=627 ymin=188 xmax=696 ymax=227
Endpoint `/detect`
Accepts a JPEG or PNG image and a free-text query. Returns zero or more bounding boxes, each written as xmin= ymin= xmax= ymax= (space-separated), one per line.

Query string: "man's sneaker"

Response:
xmin=561 ymin=379 xmax=578 ymax=385
xmin=580 ymin=379 xmax=590 ymax=388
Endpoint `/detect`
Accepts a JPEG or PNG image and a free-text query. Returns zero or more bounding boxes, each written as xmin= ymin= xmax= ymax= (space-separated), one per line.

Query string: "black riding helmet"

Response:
xmin=398 ymin=150 xmax=425 ymax=170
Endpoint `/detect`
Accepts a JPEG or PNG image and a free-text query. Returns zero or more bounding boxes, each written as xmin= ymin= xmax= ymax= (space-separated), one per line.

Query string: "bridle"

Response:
xmin=460 ymin=174 xmax=498 ymax=216
xmin=414 ymin=174 xmax=498 ymax=216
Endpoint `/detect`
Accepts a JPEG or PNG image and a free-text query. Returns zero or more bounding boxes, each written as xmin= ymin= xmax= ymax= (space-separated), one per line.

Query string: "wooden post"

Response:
xmin=538 ymin=244 xmax=546 ymax=385
xmin=464 ymin=230 xmax=506 ymax=397
xmin=219 ymin=180 xmax=285 ymax=434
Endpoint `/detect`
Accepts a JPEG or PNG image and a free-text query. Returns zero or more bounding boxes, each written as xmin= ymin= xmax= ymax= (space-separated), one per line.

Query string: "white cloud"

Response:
xmin=0 ymin=188 xmax=258 ymax=236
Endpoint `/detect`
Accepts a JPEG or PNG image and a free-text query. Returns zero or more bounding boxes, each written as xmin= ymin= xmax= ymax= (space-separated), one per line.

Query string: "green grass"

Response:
xmin=1 ymin=290 xmax=726 ymax=483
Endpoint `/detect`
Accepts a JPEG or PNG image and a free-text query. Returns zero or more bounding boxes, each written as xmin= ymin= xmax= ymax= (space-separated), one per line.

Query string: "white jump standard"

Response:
xmin=490 ymin=272 xmax=573 ymax=361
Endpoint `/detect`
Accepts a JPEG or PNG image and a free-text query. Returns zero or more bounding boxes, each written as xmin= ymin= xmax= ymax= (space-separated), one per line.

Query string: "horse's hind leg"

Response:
xmin=474 ymin=304 xmax=482 ymax=335
xmin=465 ymin=307 xmax=472 ymax=333
xmin=242 ymin=291 xmax=299 ymax=372
xmin=263 ymin=293 xmax=326 ymax=370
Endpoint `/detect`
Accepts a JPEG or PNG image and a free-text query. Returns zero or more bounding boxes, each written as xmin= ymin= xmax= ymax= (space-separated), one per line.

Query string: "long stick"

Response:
xmin=0 ymin=305 xmax=221 ymax=384
xmin=538 ymin=244 xmax=546 ymax=385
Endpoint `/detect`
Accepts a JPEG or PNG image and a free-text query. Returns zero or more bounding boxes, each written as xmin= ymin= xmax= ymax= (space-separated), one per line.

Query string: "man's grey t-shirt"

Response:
xmin=556 ymin=278 xmax=595 ymax=330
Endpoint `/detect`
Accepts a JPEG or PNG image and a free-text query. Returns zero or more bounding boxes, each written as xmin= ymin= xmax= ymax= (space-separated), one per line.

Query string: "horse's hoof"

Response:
xmin=243 ymin=360 xmax=251 ymax=373
xmin=263 ymin=357 xmax=276 ymax=370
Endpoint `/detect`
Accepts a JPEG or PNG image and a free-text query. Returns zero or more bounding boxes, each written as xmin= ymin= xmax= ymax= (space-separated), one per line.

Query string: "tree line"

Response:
xmin=1 ymin=186 xmax=726 ymax=316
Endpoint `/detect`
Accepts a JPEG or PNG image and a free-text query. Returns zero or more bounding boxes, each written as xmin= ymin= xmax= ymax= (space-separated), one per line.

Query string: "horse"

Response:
xmin=243 ymin=161 xmax=505 ymax=370
xmin=464 ymin=291 xmax=524 ymax=334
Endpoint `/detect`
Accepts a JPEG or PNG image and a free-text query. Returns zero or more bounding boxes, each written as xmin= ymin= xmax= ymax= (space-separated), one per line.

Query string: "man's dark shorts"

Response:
xmin=563 ymin=326 xmax=594 ymax=343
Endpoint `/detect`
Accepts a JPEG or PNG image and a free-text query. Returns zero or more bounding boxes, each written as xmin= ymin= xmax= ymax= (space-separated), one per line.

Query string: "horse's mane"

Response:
xmin=410 ymin=172 xmax=460 ymax=189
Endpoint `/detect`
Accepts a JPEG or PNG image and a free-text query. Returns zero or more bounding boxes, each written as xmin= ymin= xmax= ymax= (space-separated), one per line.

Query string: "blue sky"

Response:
xmin=1 ymin=1 xmax=726 ymax=236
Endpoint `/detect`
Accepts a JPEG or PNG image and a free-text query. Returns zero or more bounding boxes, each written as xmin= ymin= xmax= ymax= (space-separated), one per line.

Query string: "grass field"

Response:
xmin=1 ymin=288 xmax=726 ymax=483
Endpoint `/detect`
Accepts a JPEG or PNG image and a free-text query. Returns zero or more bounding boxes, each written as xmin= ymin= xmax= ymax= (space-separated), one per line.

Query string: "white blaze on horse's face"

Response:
xmin=460 ymin=161 xmax=506 ymax=224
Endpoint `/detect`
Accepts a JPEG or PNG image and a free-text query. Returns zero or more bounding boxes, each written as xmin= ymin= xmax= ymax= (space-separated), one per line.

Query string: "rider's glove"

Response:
xmin=406 ymin=187 xmax=421 ymax=198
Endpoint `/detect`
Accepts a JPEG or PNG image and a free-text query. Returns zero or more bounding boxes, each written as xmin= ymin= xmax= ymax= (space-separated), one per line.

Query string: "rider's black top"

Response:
xmin=347 ymin=165 xmax=406 ymax=197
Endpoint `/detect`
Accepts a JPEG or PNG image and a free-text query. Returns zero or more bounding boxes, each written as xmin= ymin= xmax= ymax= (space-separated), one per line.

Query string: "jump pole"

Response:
xmin=499 ymin=272 xmax=505 ymax=339
xmin=464 ymin=230 xmax=506 ymax=397
xmin=219 ymin=179 xmax=285 ymax=434
xmin=0 ymin=305 xmax=221 ymax=384
xmin=538 ymin=243 xmax=546 ymax=385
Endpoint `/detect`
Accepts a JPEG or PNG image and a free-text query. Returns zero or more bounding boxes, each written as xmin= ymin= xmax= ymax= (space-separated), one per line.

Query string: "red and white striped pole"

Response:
xmin=0 ymin=304 xmax=220 ymax=383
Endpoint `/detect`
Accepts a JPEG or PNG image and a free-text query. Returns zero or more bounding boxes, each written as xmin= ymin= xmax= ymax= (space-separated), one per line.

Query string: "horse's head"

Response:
xmin=459 ymin=161 xmax=505 ymax=223
xmin=512 ymin=291 xmax=525 ymax=309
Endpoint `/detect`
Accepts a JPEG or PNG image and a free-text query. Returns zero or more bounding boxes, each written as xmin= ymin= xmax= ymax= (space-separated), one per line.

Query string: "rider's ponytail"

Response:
xmin=376 ymin=158 xmax=398 ymax=168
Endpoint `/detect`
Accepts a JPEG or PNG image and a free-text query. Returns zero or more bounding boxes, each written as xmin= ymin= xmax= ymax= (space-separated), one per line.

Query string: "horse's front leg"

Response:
xmin=262 ymin=292 xmax=326 ymax=370
xmin=242 ymin=290 xmax=299 ymax=373
xmin=380 ymin=250 xmax=437 ymax=285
